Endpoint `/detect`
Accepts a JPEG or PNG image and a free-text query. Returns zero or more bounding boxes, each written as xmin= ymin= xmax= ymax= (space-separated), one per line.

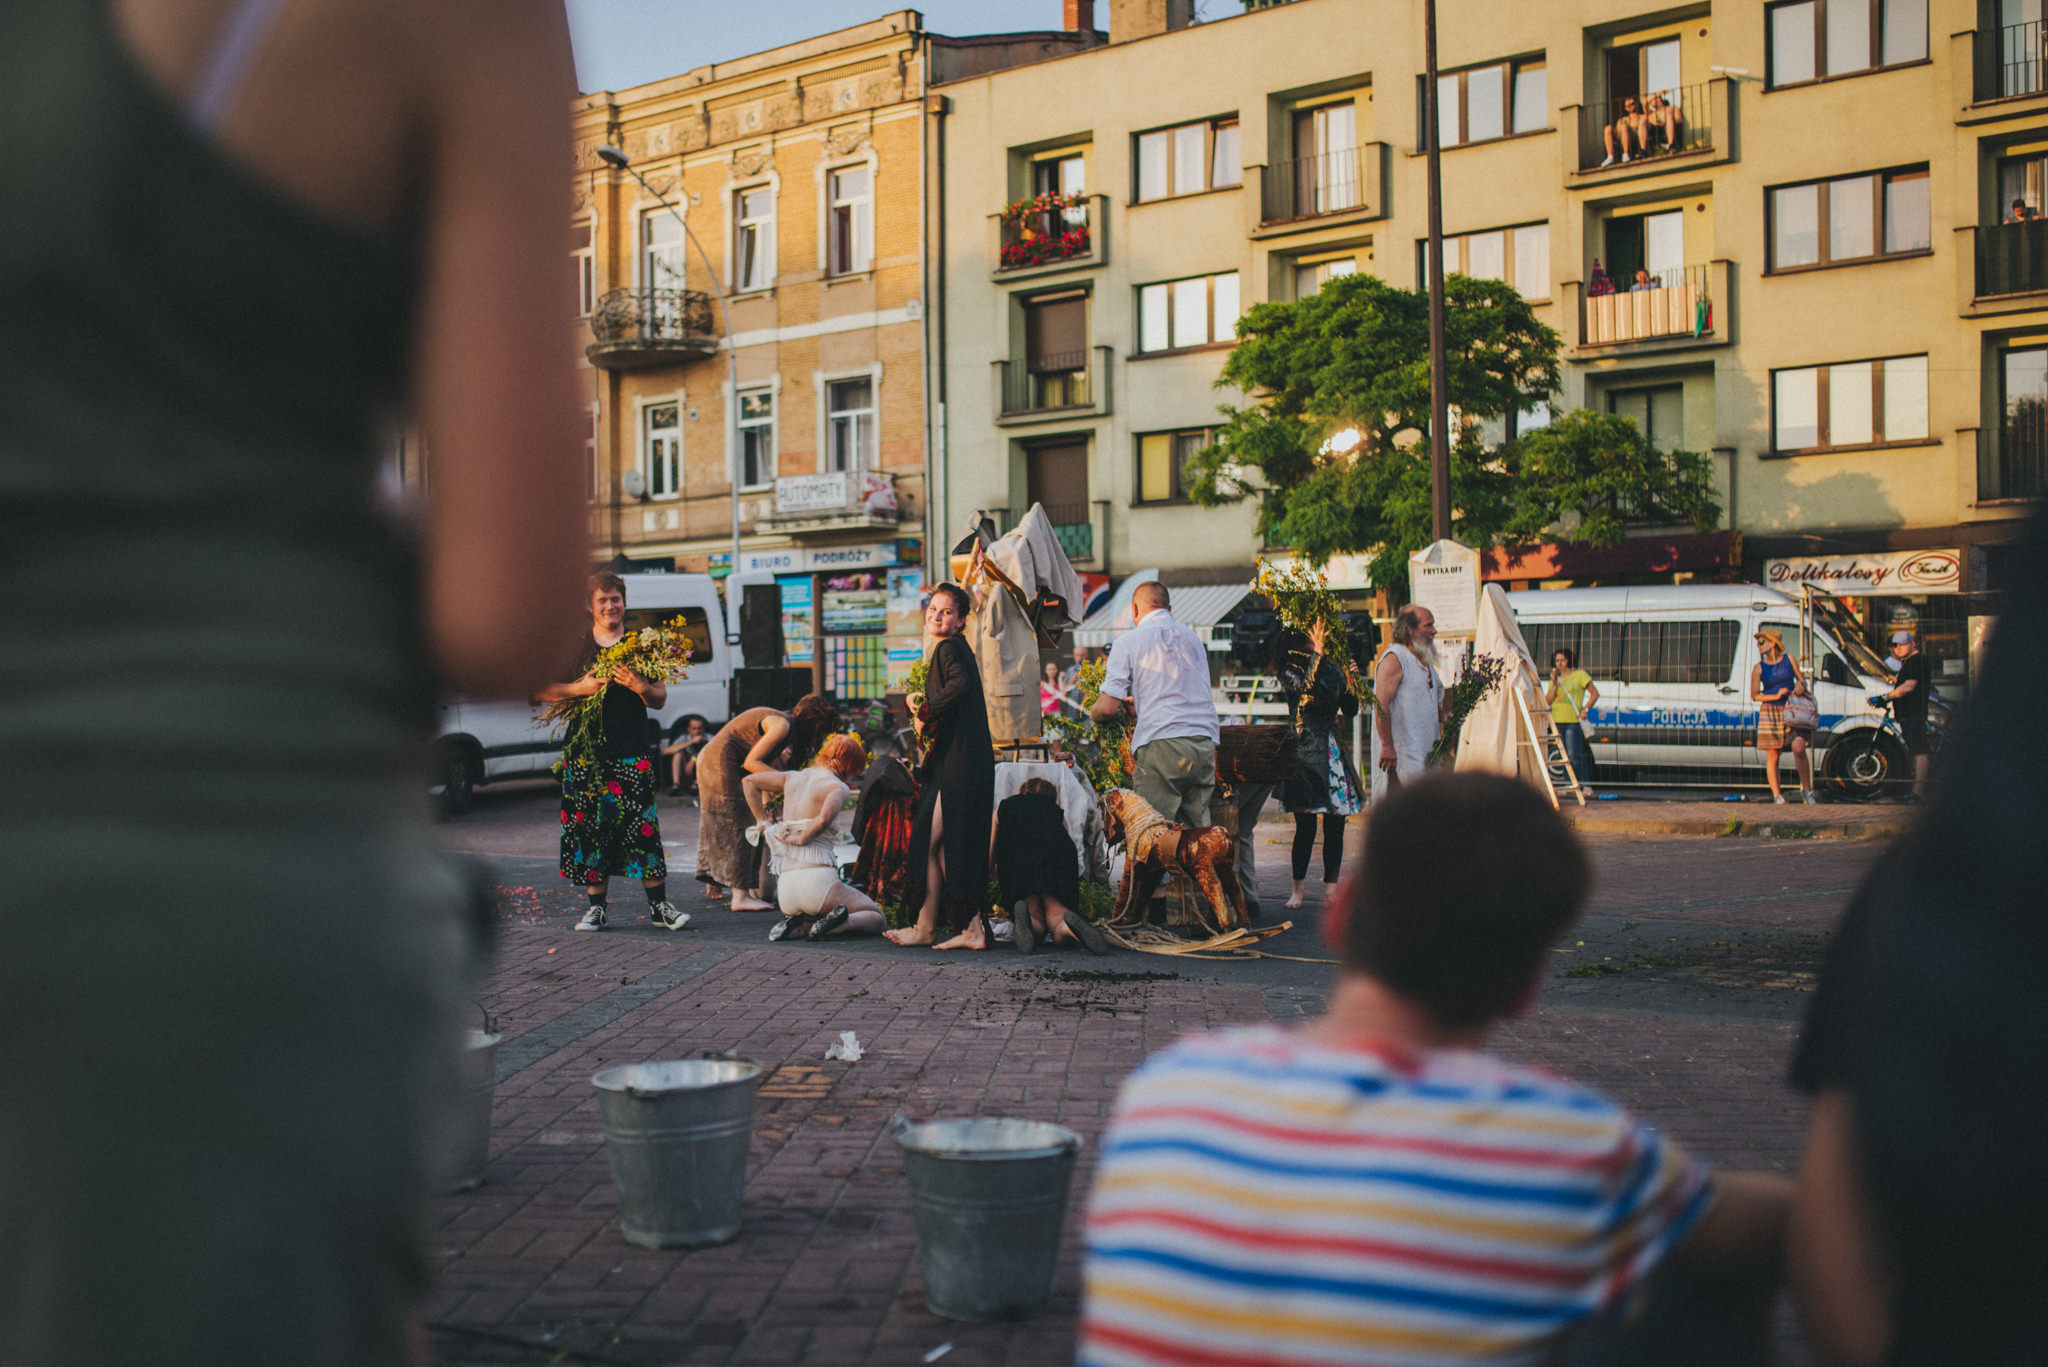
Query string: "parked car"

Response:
xmin=432 ymin=572 xmax=739 ymax=814
xmin=1507 ymin=583 xmax=1941 ymax=796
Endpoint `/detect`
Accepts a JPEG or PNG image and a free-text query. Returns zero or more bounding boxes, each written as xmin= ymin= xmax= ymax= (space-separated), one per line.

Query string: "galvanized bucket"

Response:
xmin=592 ymin=1059 xmax=762 ymax=1249
xmin=895 ymin=1117 xmax=1083 ymax=1321
xmin=447 ymin=1025 xmax=501 ymax=1193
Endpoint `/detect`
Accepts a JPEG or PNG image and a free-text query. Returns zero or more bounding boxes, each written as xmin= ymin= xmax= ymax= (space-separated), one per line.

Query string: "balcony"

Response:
xmin=1255 ymin=143 xmax=1387 ymax=231
xmin=993 ymin=194 xmax=1107 ymax=282
xmin=763 ymin=470 xmax=904 ymax=536
xmin=1987 ymin=412 xmax=2048 ymax=502
xmin=1977 ymin=218 xmax=2048 ymax=297
xmin=1978 ymin=20 xmax=2047 ymax=102
xmin=993 ymin=345 xmax=1113 ymax=426
xmin=991 ymin=501 xmax=1104 ymax=566
xmin=1569 ymin=81 xmax=1726 ymax=180
xmin=1567 ymin=261 xmax=1731 ymax=356
xmin=584 ymin=288 xmax=718 ymax=370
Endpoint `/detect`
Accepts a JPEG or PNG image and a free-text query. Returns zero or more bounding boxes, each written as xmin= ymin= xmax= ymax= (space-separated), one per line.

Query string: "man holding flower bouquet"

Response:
xmin=537 ymin=573 xmax=689 ymax=932
xmin=1369 ymin=604 xmax=1446 ymax=804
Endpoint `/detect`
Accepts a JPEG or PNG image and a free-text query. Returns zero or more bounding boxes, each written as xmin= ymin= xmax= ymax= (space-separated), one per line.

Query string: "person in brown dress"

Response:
xmin=694 ymin=693 xmax=837 ymax=910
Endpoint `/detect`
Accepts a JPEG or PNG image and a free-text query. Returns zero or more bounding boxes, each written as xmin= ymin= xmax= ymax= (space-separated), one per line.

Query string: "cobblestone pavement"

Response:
xmin=426 ymin=784 xmax=1893 ymax=1365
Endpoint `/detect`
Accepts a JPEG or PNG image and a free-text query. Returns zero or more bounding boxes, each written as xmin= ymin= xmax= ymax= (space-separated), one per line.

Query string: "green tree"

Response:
xmin=1184 ymin=271 xmax=1720 ymax=588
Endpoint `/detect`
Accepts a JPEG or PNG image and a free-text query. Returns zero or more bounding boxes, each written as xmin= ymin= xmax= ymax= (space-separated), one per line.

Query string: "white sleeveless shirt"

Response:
xmin=1368 ymin=643 xmax=1444 ymax=804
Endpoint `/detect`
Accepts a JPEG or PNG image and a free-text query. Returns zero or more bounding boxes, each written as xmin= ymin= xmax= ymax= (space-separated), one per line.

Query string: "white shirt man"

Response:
xmin=1091 ymin=581 xmax=1220 ymax=825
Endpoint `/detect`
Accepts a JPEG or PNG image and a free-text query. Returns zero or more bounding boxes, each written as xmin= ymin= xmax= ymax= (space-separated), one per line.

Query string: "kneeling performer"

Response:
xmin=742 ymin=734 xmax=888 ymax=941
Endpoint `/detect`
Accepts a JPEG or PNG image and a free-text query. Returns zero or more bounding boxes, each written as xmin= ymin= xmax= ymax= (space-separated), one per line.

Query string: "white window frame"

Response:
xmin=823 ymin=157 xmax=876 ymax=277
xmin=1135 ymin=271 xmax=1241 ymax=354
xmin=638 ymin=208 xmax=685 ymax=292
xmin=815 ymin=364 xmax=883 ymax=476
xmin=824 ymin=374 xmax=879 ymax=474
xmin=640 ymin=396 xmax=682 ymax=501
xmin=730 ymin=182 xmax=776 ymax=293
xmin=1423 ymin=222 xmax=1551 ymax=300
xmin=1134 ymin=116 xmax=1242 ymax=202
xmin=735 ymin=384 xmax=778 ymax=491
xmin=1434 ymin=56 xmax=1548 ymax=148
xmin=572 ymin=218 xmax=596 ymax=317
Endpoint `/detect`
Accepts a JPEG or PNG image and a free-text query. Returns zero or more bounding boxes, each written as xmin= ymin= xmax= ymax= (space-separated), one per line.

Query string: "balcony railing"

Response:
xmin=1037 ymin=502 xmax=1094 ymax=560
xmin=1978 ymin=218 xmax=2048 ymax=296
xmin=1979 ymin=20 xmax=2047 ymax=100
xmin=993 ymin=346 xmax=1113 ymax=423
xmin=1576 ymin=84 xmax=1713 ymax=173
xmin=998 ymin=195 xmax=1097 ymax=274
xmin=1260 ymin=144 xmax=1383 ymax=224
xmin=584 ymin=288 xmax=718 ymax=369
xmin=1581 ymin=264 xmax=1714 ymax=347
xmin=1992 ymin=410 xmax=2048 ymax=501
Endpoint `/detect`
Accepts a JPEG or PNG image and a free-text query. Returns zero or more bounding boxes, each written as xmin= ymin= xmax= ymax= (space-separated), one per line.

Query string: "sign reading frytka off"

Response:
xmin=1763 ymin=549 xmax=1962 ymax=595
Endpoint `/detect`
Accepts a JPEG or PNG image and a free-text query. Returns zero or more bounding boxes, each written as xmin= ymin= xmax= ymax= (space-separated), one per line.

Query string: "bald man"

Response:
xmin=1091 ymin=581 xmax=1221 ymax=826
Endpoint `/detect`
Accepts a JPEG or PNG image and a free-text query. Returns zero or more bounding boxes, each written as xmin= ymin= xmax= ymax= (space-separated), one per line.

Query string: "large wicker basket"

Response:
xmin=1217 ymin=723 xmax=1301 ymax=785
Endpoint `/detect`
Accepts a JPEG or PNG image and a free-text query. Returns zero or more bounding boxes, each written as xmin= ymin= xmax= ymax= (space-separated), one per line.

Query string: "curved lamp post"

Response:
xmin=596 ymin=144 xmax=744 ymax=588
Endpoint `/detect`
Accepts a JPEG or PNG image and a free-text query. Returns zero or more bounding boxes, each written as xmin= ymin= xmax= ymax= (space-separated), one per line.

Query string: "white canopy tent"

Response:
xmin=1454 ymin=582 xmax=1549 ymax=786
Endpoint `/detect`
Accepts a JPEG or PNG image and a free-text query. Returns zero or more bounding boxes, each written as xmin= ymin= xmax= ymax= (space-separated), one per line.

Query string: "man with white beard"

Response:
xmin=1369 ymin=604 xmax=1446 ymax=803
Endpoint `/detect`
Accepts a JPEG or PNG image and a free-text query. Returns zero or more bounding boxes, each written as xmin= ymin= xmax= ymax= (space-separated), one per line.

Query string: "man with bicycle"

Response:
xmin=1871 ymin=629 xmax=1933 ymax=801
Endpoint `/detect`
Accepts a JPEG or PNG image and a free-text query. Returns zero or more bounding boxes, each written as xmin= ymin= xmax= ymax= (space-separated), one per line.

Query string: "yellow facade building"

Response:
xmin=933 ymin=0 xmax=2039 ymax=681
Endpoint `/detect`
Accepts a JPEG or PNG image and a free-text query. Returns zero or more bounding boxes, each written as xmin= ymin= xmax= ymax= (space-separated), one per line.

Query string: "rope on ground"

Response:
xmin=1103 ymin=919 xmax=1298 ymax=960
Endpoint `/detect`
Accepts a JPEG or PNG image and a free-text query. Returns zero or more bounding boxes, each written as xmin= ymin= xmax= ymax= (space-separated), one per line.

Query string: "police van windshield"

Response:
xmin=1800 ymin=588 xmax=1891 ymax=681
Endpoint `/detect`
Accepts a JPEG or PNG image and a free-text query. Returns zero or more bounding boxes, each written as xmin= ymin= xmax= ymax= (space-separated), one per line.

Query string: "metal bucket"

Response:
xmin=895 ymin=1117 xmax=1082 ymax=1321
xmin=448 ymin=1027 xmax=501 ymax=1193
xmin=592 ymin=1059 xmax=762 ymax=1249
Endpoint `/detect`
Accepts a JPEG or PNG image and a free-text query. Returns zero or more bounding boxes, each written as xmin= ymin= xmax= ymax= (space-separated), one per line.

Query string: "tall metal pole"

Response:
xmin=1422 ymin=0 xmax=1451 ymax=543
xmin=597 ymin=145 xmax=742 ymax=582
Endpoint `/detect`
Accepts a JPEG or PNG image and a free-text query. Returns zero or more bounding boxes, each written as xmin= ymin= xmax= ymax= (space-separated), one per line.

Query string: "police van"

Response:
xmin=1506 ymin=583 xmax=1923 ymax=794
xmin=432 ymin=572 xmax=739 ymax=813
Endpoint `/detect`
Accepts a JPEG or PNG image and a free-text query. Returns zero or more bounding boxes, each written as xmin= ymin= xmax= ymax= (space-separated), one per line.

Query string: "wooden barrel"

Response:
xmin=1217 ymin=723 xmax=1301 ymax=785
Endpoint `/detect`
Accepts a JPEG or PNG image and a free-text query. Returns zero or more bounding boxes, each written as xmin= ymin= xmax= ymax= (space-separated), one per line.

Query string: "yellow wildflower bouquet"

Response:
xmin=544 ymin=621 xmax=693 ymax=772
xmin=1252 ymin=559 xmax=1377 ymax=712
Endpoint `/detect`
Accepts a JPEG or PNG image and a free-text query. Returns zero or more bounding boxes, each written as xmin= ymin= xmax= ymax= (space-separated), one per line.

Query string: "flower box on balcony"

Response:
xmin=995 ymin=193 xmax=1102 ymax=276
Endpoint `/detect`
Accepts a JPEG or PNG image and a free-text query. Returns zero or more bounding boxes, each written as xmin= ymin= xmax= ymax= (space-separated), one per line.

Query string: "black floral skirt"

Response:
xmin=559 ymin=757 xmax=666 ymax=884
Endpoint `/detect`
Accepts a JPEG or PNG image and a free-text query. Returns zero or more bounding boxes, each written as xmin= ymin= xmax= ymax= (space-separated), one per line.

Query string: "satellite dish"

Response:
xmin=620 ymin=468 xmax=647 ymax=499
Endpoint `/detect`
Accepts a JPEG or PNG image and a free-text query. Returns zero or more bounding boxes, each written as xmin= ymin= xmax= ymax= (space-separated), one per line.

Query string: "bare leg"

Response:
xmin=1913 ymin=753 xmax=1931 ymax=798
xmin=1041 ymin=894 xmax=1082 ymax=944
xmin=1763 ymin=746 xmax=1785 ymax=800
xmin=1284 ymin=880 xmax=1305 ymax=910
xmin=886 ymin=794 xmax=946 ymax=946
xmin=1792 ymin=734 xmax=1813 ymax=793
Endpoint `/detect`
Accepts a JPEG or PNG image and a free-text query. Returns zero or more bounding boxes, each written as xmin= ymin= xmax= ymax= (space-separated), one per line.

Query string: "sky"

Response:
xmin=564 ymin=1 xmax=1073 ymax=93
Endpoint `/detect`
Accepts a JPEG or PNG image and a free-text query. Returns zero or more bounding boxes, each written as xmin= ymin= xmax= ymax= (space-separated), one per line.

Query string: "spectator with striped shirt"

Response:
xmin=1080 ymin=773 xmax=1791 ymax=1367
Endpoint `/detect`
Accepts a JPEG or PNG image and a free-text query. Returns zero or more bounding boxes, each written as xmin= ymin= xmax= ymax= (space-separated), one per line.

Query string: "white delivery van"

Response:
xmin=1507 ymin=584 xmax=1921 ymax=795
xmin=432 ymin=571 xmax=738 ymax=813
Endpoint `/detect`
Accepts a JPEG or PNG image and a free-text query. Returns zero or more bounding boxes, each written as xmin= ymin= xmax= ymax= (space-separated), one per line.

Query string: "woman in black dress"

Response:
xmin=1276 ymin=625 xmax=1365 ymax=910
xmin=993 ymin=778 xmax=1107 ymax=955
xmin=887 ymin=582 xmax=996 ymax=949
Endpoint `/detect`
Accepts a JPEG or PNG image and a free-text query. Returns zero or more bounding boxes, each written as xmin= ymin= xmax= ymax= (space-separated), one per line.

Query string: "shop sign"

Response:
xmin=807 ymin=542 xmax=894 ymax=570
xmin=737 ymin=548 xmax=804 ymax=576
xmin=775 ymin=472 xmax=851 ymax=513
xmin=1764 ymin=549 xmax=1962 ymax=595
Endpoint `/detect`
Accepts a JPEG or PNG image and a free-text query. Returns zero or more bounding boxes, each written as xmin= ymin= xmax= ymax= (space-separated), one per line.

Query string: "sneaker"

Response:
xmin=1772 ymin=794 xmax=1789 ymax=804
xmin=1802 ymin=790 xmax=1820 ymax=804
xmin=576 ymin=903 xmax=607 ymax=931
xmin=1600 ymin=154 xmax=1616 ymax=167
xmin=650 ymin=900 xmax=691 ymax=931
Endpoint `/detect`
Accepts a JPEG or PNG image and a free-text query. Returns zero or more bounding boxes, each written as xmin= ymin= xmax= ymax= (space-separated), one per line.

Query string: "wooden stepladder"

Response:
xmin=1511 ymin=664 xmax=1587 ymax=809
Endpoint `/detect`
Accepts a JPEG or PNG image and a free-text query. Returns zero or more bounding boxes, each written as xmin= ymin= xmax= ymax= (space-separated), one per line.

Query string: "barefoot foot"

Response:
xmin=934 ymin=926 xmax=988 ymax=951
xmin=730 ymin=894 xmax=774 ymax=912
xmin=1283 ymin=893 xmax=1305 ymax=909
xmin=885 ymin=927 xmax=938 ymax=947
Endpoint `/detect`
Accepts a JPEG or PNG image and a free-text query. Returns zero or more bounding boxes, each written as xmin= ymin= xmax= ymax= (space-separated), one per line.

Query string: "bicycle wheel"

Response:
xmin=1826 ymin=731 xmax=1907 ymax=801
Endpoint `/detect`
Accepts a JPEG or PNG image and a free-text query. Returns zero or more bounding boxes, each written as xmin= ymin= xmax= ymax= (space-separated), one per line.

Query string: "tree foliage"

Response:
xmin=1183 ymin=271 xmax=1721 ymax=589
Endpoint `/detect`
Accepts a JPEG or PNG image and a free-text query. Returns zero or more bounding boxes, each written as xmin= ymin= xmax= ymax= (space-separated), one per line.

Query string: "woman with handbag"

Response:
xmin=1753 ymin=627 xmax=1817 ymax=804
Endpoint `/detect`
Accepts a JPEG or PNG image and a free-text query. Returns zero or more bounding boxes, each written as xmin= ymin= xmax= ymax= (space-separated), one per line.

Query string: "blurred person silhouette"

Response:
xmin=1789 ymin=514 xmax=2048 ymax=1367
xmin=0 ymin=2 xmax=585 ymax=1365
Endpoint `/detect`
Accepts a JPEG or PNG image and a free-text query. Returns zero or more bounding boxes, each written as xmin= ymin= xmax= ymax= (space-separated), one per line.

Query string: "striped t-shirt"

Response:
xmin=1080 ymin=1026 xmax=1711 ymax=1367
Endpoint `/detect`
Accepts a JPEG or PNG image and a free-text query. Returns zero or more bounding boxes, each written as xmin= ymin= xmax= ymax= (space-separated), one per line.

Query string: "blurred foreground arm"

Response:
xmin=1790 ymin=1091 xmax=1892 ymax=1366
xmin=413 ymin=0 xmax=585 ymax=695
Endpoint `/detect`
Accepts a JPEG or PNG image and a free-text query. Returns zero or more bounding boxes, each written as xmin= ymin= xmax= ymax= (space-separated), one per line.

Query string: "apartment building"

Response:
xmin=934 ymin=0 xmax=2040 ymax=687
xmin=572 ymin=14 xmax=1092 ymax=694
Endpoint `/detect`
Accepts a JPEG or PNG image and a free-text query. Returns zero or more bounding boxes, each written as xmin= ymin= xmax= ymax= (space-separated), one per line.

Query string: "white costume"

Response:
xmin=1368 ymin=643 xmax=1444 ymax=804
xmin=749 ymin=821 xmax=842 ymax=916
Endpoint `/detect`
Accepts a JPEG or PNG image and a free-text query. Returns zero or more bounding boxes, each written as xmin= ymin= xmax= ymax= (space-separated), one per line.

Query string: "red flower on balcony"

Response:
xmin=997 ymin=192 xmax=1091 ymax=270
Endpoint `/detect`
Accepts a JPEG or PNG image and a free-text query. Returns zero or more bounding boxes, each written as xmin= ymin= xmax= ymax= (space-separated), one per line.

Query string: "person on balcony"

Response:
xmin=2006 ymin=197 xmax=2038 ymax=224
xmin=1632 ymin=267 xmax=1659 ymax=292
xmin=1640 ymin=90 xmax=1682 ymax=154
xmin=1600 ymin=95 xmax=1645 ymax=166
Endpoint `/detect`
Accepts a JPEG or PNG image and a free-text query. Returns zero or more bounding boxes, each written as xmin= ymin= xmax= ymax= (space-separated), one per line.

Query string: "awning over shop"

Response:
xmin=1072 ymin=572 xmax=1252 ymax=652
xmin=1481 ymin=530 xmax=1742 ymax=582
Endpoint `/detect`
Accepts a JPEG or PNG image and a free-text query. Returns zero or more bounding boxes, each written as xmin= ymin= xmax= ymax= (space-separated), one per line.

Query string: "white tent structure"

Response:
xmin=1454 ymin=583 xmax=1549 ymax=785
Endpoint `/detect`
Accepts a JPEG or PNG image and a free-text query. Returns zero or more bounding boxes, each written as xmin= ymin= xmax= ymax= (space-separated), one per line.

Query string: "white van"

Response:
xmin=1507 ymin=584 xmax=1917 ymax=794
xmin=432 ymin=572 xmax=738 ymax=813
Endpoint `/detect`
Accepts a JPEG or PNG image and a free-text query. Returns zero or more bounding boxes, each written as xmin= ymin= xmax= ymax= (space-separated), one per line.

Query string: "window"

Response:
xmin=1434 ymin=58 xmax=1547 ymax=147
xmin=1767 ymin=0 xmax=1927 ymax=86
xmin=826 ymin=378 xmax=876 ymax=473
xmin=572 ymin=220 xmax=595 ymax=316
xmin=1999 ymin=150 xmax=2048 ymax=220
xmin=1026 ymin=441 xmax=1090 ymax=526
xmin=1136 ymin=429 xmax=1209 ymax=504
xmin=1518 ymin=621 xmax=1623 ymax=678
xmin=644 ymin=402 xmax=680 ymax=499
xmin=737 ymin=389 xmax=774 ymax=488
xmin=1294 ymin=254 xmax=1358 ymax=298
xmin=1135 ymin=118 xmax=1240 ymax=201
xmin=1603 ymin=208 xmax=1686 ymax=286
xmin=1609 ymin=385 xmax=1683 ymax=451
xmin=641 ymin=212 xmax=683 ymax=290
xmin=1025 ymin=291 xmax=1091 ymax=408
xmin=1424 ymin=223 xmax=1549 ymax=299
xmin=1033 ymin=152 xmax=1086 ymax=198
xmin=1291 ymin=100 xmax=1361 ymax=214
xmin=1773 ymin=354 xmax=1929 ymax=452
xmin=1616 ymin=621 xmax=1743 ymax=684
xmin=1769 ymin=167 xmax=1930 ymax=269
xmin=1136 ymin=271 xmax=1240 ymax=353
xmin=827 ymin=166 xmax=872 ymax=275
xmin=734 ymin=186 xmax=773 ymax=291
xmin=2002 ymin=344 xmax=2048 ymax=483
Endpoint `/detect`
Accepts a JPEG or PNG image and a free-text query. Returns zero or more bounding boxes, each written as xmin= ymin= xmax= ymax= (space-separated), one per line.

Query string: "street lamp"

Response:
xmin=596 ymin=144 xmax=743 ymax=585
